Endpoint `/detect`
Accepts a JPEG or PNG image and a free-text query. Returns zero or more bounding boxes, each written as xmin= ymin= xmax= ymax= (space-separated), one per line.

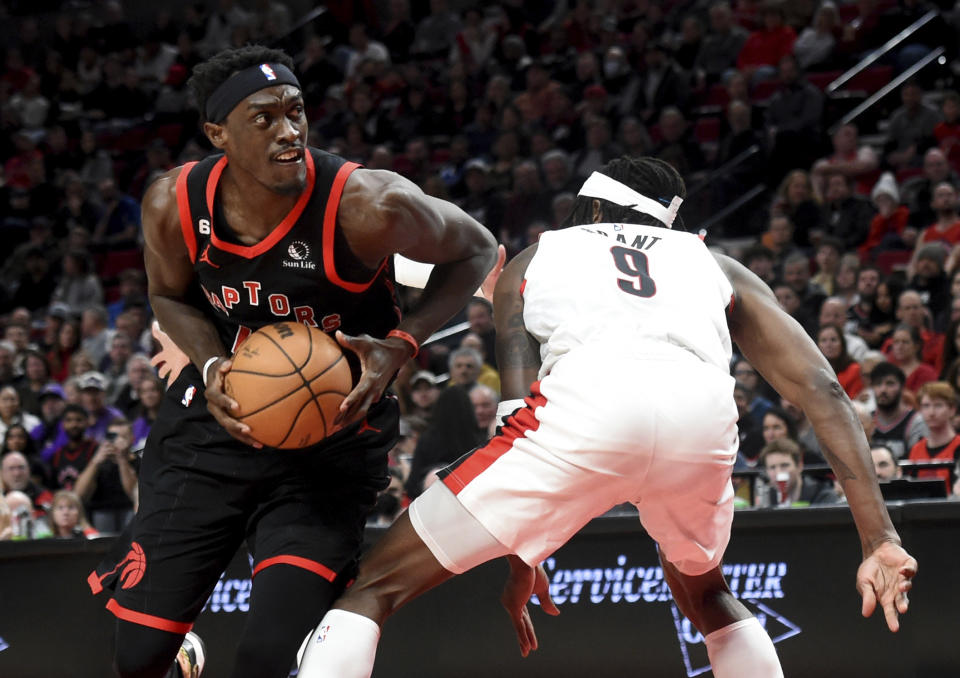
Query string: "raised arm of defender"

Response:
xmin=716 ymin=253 xmax=917 ymax=632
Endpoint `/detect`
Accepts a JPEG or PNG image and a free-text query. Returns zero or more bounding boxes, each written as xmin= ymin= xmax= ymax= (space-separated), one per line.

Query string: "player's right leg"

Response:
xmin=661 ymin=557 xmax=783 ymax=678
xmin=112 ymin=624 xmax=205 ymax=678
xmin=89 ymin=368 xmax=247 ymax=677
xmin=297 ymin=484 xmax=512 ymax=678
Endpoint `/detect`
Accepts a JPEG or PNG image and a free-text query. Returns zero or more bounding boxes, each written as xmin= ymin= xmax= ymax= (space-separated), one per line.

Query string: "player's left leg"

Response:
xmin=229 ymin=565 xmax=339 ymax=678
xmin=660 ymin=557 xmax=782 ymax=678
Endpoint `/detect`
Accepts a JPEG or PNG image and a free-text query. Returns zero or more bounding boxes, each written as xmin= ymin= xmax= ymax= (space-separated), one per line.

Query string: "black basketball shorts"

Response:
xmin=88 ymin=365 xmax=397 ymax=634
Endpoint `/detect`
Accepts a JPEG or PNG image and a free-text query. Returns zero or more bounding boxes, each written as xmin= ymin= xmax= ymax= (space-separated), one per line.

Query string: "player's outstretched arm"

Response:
xmin=716 ymin=253 xmax=917 ymax=631
xmin=333 ymin=170 xmax=498 ymax=427
xmin=142 ymin=169 xmax=260 ymax=447
xmin=491 ymin=245 xmax=560 ymax=655
xmin=492 ymin=243 xmax=541 ymax=402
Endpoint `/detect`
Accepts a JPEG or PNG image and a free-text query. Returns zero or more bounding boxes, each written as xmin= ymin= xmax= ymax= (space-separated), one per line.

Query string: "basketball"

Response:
xmin=223 ymin=323 xmax=352 ymax=449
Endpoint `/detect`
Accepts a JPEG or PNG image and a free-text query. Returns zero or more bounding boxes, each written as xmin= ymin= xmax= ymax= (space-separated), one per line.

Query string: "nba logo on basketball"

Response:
xmin=260 ymin=64 xmax=277 ymax=80
xmin=315 ymin=625 xmax=331 ymax=644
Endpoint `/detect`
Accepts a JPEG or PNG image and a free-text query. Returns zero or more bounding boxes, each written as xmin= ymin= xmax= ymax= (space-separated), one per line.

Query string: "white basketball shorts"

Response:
xmin=410 ymin=340 xmax=740 ymax=577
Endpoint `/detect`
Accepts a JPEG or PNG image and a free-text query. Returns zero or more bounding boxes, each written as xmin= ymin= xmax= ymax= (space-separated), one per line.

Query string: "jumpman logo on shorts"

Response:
xmin=199 ymin=244 xmax=220 ymax=269
xmin=356 ymin=418 xmax=381 ymax=435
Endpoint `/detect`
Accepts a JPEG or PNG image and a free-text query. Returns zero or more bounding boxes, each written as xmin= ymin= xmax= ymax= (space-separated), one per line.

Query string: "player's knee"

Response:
xmin=338 ymin=571 xmax=402 ymax=620
xmin=113 ymin=622 xmax=183 ymax=678
xmin=114 ymin=646 xmax=175 ymax=678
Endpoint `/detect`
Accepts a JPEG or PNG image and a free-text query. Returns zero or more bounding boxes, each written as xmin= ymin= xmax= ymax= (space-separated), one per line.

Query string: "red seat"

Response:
xmin=838 ymin=4 xmax=859 ymax=22
xmin=694 ymin=117 xmax=721 ymax=144
xmin=807 ymin=70 xmax=842 ymax=91
xmin=751 ymin=80 xmax=780 ymax=103
xmin=647 ymin=123 xmax=663 ymax=145
xmin=430 ymin=148 xmax=451 ymax=166
xmin=706 ymin=84 xmax=729 ymax=107
xmin=155 ymin=123 xmax=183 ymax=149
xmin=109 ymin=127 xmax=149 ymax=152
xmin=896 ymin=166 xmax=924 ymax=183
xmin=98 ymin=249 xmax=144 ymax=280
xmin=847 ymin=66 xmax=894 ymax=95
xmin=874 ymin=250 xmax=912 ymax=275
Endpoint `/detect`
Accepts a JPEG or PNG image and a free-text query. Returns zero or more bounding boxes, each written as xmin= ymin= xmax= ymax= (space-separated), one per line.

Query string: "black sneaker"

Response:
xmin=177 ymin=631 xmax=206 ymax=678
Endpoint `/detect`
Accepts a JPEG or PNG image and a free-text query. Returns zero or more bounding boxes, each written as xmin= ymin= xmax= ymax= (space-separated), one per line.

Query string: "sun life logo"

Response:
xmin=284 ymin=241 xmax=316 ymax=269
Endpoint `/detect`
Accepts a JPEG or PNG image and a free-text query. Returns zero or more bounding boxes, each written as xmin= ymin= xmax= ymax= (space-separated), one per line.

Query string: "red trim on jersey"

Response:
xmin=444 ymin=382 xmax=547 ymax=493
xmin=519 ymin=279 xmax=527 ymax=295
xmin=727 ymin=293 xmax=735 ymax=315
xmin=205 ymin=152 xmax=317 ymax=259
xmin=105 ymin=599 xmax=194 ymax=634
xmin=322 ymin=162 xmax=389 ymax=292
xmin=176 ymin=162 xmax=199 ymax=263
xmin=252 ymin=555 xmax=337 ymax=581
xmin=87 ymin=569 xmax=103 ymax=594
xmin=205 ymin=156 xmax=227 ymax=218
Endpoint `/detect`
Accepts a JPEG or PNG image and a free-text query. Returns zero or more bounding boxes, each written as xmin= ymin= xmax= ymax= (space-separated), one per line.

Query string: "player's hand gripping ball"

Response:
xmin=223 ymin=323 xmax=352 ymax=449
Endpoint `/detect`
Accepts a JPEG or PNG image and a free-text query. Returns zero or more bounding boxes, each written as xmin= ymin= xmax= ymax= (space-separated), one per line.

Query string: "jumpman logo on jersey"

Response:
xmin=356 ymin=418 xmax=381 ymax=435
xmin=199 ymin=244 xmax=220 ymax=269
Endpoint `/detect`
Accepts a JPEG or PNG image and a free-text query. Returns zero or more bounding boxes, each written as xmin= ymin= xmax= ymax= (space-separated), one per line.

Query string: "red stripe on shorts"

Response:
xmin=252 ymin=555 xmax=337 ymax=581
xmin=105 ymin=599 xmax=194 ymax=634
xmin=443 ymin=381 xmax=546 ymax=493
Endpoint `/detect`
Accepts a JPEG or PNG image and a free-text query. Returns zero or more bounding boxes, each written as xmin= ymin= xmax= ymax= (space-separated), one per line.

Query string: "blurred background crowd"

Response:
xmin=1 ymin=0 xmax=960 ymax=541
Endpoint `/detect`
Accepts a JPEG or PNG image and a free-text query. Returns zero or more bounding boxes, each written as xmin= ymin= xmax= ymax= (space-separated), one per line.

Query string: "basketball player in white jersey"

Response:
xmin=296 ymin=157 xmax=917 ymax=678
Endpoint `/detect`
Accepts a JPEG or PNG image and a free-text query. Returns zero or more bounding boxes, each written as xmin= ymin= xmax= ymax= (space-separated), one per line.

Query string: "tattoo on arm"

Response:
xmin=820 ymin=444 xmax=858 ymax=483
xmin=502 ymin=310 xmax=540 ymax=369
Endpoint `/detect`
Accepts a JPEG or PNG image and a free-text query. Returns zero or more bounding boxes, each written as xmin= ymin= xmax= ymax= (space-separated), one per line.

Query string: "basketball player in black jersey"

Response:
xmin=87 ymin=46 xmax=497 ymax=678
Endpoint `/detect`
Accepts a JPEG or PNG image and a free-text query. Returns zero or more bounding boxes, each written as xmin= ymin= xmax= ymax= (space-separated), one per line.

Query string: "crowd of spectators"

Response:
xmin=2 ymin=0 xmax=960 ymax=538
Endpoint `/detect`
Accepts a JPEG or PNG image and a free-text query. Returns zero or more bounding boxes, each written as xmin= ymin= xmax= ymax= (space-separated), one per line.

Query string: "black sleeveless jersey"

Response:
xmin=175 ymin=148 xmax=400 ymax=355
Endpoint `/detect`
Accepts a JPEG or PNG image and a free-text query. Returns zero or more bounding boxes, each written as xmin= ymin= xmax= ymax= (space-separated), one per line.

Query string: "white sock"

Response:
xmin=704 ymin=617 xmax=783 ymax=678
xmin=297 ymin=609 xmax=381 ymax=678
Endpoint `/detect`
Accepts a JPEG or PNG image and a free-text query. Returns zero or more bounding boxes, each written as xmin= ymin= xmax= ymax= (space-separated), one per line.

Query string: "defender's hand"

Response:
xmin=857 ymin=541 xmax=917 ymax=633
xmin=150 ymin=321 xmax=191 ymax=385
xmin=205 ymin=358 xmax=262 ymax=448
xmin=501 ymin=557 xmax=560 ymax=657
xmin=334 ymin=330 xmax=411 ymax=429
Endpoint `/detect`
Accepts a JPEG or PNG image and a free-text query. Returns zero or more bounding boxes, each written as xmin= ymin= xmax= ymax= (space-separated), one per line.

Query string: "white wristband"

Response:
xmin=495 ymin=398 xmax=526 ymax=428
xmin=202 ymin=356 xmax=221 ymax=387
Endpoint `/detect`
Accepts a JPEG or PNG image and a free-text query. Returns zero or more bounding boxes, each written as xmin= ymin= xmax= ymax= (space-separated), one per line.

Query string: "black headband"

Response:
xmin=205 ymin=62 xmax=301 ymax=123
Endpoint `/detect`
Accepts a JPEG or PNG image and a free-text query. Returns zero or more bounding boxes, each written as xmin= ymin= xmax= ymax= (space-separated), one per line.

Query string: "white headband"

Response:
xmin=577 ymin=171 xmax=683 ymax=228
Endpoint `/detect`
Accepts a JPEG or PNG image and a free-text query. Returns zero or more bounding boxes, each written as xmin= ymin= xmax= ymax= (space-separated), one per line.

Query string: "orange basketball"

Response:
xmin=223 ymin=322 xmax=352 ymax=449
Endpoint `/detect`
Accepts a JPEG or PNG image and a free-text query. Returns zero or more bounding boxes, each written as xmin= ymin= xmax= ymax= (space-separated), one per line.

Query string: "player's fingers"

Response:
xmin=882 ymin=597 xmax=900 ymax=633
xmin=335 ymin=330 xmax=359 ymax=354
xmin=509 ymin=611 xmax=528 ymax=657
xmin=897 ymin=591 xmax=910 ymax=614
xmin=334 ymin=387 xmax=362 ymax=426
xmin=524 ymin=608 xmax=539 ymax=653
xmin=533 ymin=568 xmax=560 ymax=616
xmin=209 ymin=390 xmax=241 ymax=414
xmin=901 ymin=560 xmax=918 ymax=578
xmin=860 ymin=582 xmax=877 ymax=618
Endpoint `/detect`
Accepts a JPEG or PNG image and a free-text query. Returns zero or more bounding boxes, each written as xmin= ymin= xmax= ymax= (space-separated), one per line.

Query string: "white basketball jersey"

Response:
xmin=522 ymin=223 xmax=734 ymax=378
